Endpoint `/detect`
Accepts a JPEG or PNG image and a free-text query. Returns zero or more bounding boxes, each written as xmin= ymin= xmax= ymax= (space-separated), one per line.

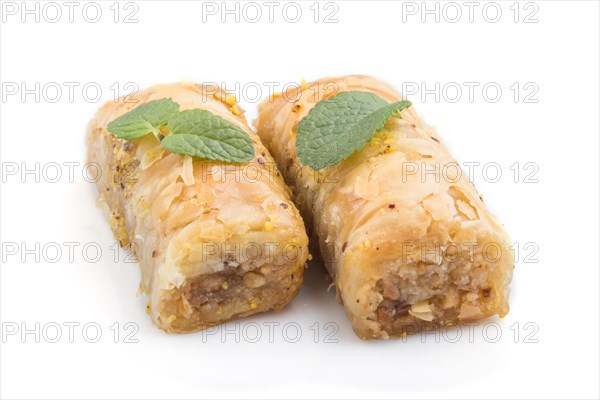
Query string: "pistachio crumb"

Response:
xmin=225 ymin=94 xmax=237 ymax=106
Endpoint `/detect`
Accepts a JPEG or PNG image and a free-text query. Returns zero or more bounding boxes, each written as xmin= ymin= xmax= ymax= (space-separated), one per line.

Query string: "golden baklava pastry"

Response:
xmin=255 ymin=75 xmax=513 ymax=339
xmin=87 ymin=83 xmax=308 ymax=333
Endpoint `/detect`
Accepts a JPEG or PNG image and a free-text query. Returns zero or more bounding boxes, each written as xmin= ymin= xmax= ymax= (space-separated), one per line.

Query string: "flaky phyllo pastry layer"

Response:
xmin=255 ymin=75 xmax=514 ymax=339
xmin=87 ymin=83 xmax=308 ymax=333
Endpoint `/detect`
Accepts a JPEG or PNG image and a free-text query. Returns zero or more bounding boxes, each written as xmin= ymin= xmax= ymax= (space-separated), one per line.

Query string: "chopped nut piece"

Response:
xmin=443 ymin=287 xmax=460 ymax=309
xmin=243 ymin=272 xmax=266 ymax=289
xmin=408 ymin=300 xmax=435 ymax=321
xmin=409 ymin=310 xmax=434 ymax=321
xmin=381 ymin=282 xmax=400 ymax=300
xmin=411 ymin=300 xmax=432 ymax=313
xmin=459 ymin=303 xmax=482 ymax=319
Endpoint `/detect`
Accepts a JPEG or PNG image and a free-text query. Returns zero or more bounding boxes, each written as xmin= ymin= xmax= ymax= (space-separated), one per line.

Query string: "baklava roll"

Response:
xmin=87 ymin=83 xmax=308 ymax=333
xmin=255 ymin=75 xmax=513 ymax=339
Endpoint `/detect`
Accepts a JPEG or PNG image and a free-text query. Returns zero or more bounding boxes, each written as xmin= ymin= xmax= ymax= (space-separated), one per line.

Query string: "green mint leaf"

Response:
xmin=107 ymin=98 xmax=180 ymax=140
xmin=161 ymin=109 xmax=255 ymax=163
xmin=296 ymin=91 xmax=412 ymax=170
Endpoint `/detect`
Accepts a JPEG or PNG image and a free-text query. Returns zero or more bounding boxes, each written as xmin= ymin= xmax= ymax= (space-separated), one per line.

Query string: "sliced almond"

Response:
xmin=456 ymin=199 xmax=478 ymax=220
xmin=180 ymin=155 xmax=195 ymax=186
xmin=459 ymin=303 xmax=482 ymax=320
xmin=409 ymin=300 xmax=435 ymax=321
xmin=411 ymin=300 xmax=432 ymax=313
xmin=409 ymin=310 xmax=434 ymax=321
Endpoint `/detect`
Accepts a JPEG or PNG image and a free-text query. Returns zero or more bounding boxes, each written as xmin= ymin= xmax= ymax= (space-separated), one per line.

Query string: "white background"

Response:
xmin=1 ymin=1 xmax=599 ymax=399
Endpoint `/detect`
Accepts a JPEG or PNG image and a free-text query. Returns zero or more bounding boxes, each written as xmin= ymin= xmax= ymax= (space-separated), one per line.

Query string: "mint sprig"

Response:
xmin=296 ymin=91 xmax=412 ymax=170
xmin=162 ymin=109 xmax=255 ymax=163
xmin=106 ymin=98 xmax=254 ymax=163
xmin=107 ymin=98 xmax=179 ymax=140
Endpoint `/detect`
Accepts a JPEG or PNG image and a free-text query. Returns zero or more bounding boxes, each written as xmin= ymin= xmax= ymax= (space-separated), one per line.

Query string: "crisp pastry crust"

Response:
xmin=87 ymin=83 xmax=309 ymax=333
xmin=255 ymin=75 xmax=514 ymax=339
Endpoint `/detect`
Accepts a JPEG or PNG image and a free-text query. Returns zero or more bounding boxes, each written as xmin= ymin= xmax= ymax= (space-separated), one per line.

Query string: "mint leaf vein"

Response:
xmin=107 ymin=98 xmax=180 ymax=140
xmin=296 ymin=91 xmax=411 ymax=170
xmin=161 ymin=109 xmax=255 ymax=163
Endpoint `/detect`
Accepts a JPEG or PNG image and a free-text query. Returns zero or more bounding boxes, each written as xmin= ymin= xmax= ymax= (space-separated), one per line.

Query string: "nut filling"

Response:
xmin=165 ymin=262 xmax=303 ymax=332
xmin=374 ymin=259 xmax=501 ymax=336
